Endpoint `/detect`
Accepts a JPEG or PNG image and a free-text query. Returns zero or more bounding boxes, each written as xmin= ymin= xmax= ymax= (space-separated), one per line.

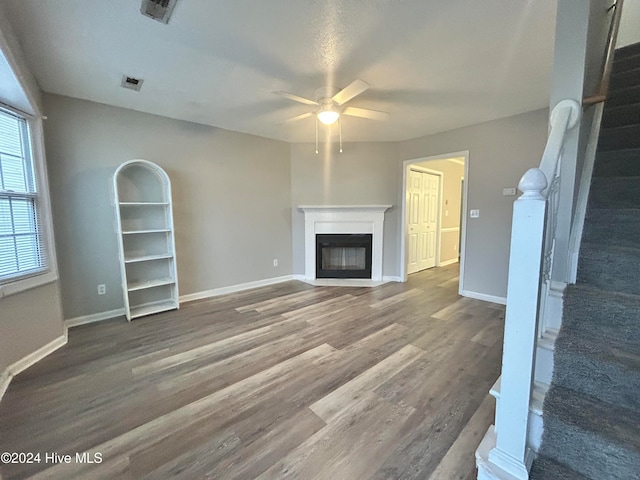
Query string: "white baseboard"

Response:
xmin=540 ymin=281 xmax=566 ymax=332
xmin=438 ymin=258 xmax=459 ymax=267
xmin=460 ymin=289 xmax=507 ymax=305
xmin=65 ymin=308 xmax=126 ymax=329
xmin=64 ymin=277 xmax=297 ymax=330
xmin=1 ymin=331 xmax=68 ymax=402
xmin=180 ymin=275 xmax=295 ymax=303
xmin=383 ymin=275 xmax=402 ymax=282
xmin=490 ymin=376 xmax=548 ymax=454
xmin=535 ymin=334 xmax=556 ymax=386
xmin=476 ymin=425 xmax=534 ymax=480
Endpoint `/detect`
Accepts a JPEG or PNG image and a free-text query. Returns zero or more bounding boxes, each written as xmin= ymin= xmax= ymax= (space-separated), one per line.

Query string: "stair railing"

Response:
xmin=488 ymin=3 xmax=624 ymax=478
xmin=487 ymin=99 xmax=580 ymax=480
xmin=582 ymin=0 xmax=624 ymax=107
xmin=569 ymin=0 xmax=624 ymax=283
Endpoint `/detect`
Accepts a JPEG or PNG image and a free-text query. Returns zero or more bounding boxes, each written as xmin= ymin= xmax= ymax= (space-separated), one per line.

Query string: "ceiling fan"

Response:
xmin=274 ymin=79 xmax=389 ymax=153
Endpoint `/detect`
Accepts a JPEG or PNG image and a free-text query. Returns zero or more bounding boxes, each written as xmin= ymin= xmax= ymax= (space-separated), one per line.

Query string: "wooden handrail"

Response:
xmin=582 ymin=0 xmax=624 ymax=106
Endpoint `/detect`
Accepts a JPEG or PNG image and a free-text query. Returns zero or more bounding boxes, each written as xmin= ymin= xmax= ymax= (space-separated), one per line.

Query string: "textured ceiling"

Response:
xmin=2 ymin=0 xmax=558 ymax=143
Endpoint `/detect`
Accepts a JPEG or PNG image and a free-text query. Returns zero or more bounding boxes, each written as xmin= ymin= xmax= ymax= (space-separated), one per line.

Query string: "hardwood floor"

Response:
xmin=0 ymin=264 xmax=504 ymax=479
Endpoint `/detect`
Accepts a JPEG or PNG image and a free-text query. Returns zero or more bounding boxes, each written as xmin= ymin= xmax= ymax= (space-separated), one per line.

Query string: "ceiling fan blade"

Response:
xmin=332 ymin=79 xmax=370 ymax=105
xmin=274 ymin=91 xmax=319 ymax=106
xmin=342 ymin=106 xmax=389 ymax=121
xmin=285 ymin=112 xmax=314 ymax=123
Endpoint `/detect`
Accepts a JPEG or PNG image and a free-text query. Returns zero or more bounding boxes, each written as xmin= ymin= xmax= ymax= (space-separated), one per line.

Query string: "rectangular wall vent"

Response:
xmin=121 ymin=76 xmax=144 ymax=91
xmin=140 ymin=0 xmax=177 ymax=24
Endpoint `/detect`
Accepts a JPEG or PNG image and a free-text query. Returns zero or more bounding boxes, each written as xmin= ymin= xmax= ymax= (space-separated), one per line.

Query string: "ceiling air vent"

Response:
xmin=140 ymin=0 xmax=178 ymax=24
xmin=121 ymin=76 xmax=144 ymax=92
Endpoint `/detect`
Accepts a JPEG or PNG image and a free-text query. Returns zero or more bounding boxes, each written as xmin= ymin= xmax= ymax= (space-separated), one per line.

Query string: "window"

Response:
xmin=0 ymin=108 xmax=47 ymax=283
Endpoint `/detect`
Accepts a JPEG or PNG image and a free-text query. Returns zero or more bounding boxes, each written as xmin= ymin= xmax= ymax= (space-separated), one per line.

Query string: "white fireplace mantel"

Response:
xmin=299 ymin=205 xmax=391 ymax=285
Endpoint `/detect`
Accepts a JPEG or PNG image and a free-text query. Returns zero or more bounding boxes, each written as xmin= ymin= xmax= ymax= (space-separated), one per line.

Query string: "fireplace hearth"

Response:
xmin=316 ymin=234 xmax=373 ymax=279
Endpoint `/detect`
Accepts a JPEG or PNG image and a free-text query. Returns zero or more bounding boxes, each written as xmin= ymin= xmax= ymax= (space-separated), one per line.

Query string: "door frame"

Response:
xmin=406 ymin=165 xmax=443 ymax=274
xmin=399 ymin=151 xmax=470 ymax=297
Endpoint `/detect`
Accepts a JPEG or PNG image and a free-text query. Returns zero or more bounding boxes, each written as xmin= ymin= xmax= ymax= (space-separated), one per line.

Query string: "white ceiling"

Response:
xmin=2 ymin=0 xmax=558 ymax=143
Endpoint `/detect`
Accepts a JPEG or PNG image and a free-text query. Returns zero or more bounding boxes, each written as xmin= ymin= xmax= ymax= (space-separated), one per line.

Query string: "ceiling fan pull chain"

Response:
xmin=339 ymin=117 xmax=343 ymax=153
xmin=315 ymin=116 xmax=319 ymax=154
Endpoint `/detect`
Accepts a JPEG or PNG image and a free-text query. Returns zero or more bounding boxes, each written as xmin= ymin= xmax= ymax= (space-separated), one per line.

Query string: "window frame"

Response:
xmin=0 ymin=103 xmax=57 ymax=298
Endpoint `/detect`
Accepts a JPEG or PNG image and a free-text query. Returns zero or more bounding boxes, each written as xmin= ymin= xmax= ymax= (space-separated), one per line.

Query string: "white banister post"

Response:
xmin=488 ymin=168 xmax=548 ymax=479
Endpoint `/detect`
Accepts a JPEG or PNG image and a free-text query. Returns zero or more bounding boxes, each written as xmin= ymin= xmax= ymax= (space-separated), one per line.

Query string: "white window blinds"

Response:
xmin=0 ymin=108 xmax=46 ymax=281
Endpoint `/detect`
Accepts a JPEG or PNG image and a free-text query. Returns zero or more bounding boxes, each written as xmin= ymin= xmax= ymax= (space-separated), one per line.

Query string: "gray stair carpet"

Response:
xmin=530 ymin=41 xmax=640 ymax=479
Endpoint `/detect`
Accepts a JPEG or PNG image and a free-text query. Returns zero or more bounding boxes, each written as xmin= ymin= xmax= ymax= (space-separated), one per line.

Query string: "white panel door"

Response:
xmin=407 ymin=169 xmax=440 ymax=274
xmin=407 ymin=169 xmax=422 ymax=274
xmin=421 ymin=173 xmax=439 ymax=270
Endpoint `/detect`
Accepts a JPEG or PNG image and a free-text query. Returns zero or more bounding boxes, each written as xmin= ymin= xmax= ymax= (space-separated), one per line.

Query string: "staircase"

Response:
xmin=530 ymin=41 xmax=640 ymax=479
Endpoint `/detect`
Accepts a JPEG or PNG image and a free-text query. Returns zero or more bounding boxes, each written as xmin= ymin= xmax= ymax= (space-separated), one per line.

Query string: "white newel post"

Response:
xmin=488 ymin=168 xmax=548 ymax=479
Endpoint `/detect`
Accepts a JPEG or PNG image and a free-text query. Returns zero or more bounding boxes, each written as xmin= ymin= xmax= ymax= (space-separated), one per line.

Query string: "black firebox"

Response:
xmin=316 ymin=234 xmax=373 ymax=279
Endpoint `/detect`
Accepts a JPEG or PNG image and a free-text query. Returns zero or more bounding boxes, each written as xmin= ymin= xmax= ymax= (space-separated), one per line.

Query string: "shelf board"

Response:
xmin=124 ymin=253 xmax=173 ymax=263
xmin=127 ymin=278 xmax=175 ymax=291
xmin=122 ymin=229 xmax=170 ymax=235
xmin=119 ymin=201 xmax=169 ymax=206
xmin=129 ymin=300 xmax=178 ymax=319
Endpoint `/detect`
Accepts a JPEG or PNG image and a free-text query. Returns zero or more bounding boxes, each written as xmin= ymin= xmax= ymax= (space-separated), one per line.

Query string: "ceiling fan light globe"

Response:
xmin=317 ymin=110 xmax=340 ymax=125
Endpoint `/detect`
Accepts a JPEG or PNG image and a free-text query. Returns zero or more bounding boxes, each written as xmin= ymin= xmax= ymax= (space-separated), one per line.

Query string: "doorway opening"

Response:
xmin=400 ymin=151 xmax=469 ymax=294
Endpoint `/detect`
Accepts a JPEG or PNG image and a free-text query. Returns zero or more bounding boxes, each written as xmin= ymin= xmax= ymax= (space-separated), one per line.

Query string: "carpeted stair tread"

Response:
xmin=609 ymin=67 xmax=640 ymax=91
xmin=612 ymin=52 xmax=640 ymax=73
xmin=535 ymin=42 xmax=640 ymax=480
xmin=563 ymin=284 xmax=640 ymax=348
xmin=530 ymin=455 xmax=589 ymax=480
xmin=593 ymin=148 xmax=640 ymax=177
xmin=601 ymin=101 xmax=640 ymax=128
xmin=589 ymin=175 xmax=640 ymax=208
xmin=598 ymin=124 xmax=640 ymax=151
xmin=606 ymin=85 xmax=640 ymax=107
xmin=582 ymin=208 xmax=640 ymax=247
xmin=552 ymin=326 xmax=640 ymax=410
xmin=540 ymin=385 xmax=640 ymax=479
xmin=577 ymin=242 xmax=640 ymax=295
xmin=614 ymin=41 xmax=640 ymax=60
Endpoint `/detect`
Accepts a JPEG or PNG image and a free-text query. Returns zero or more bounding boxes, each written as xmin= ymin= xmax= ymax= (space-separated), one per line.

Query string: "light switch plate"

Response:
xmin=470 ymin=209 xmax=480 ymax=218
xmin=503 ymin=187 xmax=517 ymax=196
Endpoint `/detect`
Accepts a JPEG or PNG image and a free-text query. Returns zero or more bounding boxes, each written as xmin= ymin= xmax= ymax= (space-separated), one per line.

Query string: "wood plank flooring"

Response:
xmin=0 ymin=264 xmax=504 ymax=479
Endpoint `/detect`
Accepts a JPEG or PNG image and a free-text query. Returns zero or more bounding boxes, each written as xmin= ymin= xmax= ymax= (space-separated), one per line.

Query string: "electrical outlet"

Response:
xmin=273 ymin=259 xmax=278 ymax=267
xmin=503 ymin=187 xmax=517 ymax=196
xmin=469 ymin=209 xmax=480 ymax=218
xmin=97 ymin=284 xmax=106 ymax=295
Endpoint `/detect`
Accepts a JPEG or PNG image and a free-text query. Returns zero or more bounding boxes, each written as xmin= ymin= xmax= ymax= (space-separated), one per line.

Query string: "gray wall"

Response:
xmin=617 ymin=0 xmax=640 ymax=47
xmin=43 ymin=95 xmax=548 ymax=319
xmin=399 ymin=109 xmax=549 ymax=300
xmin=0 ymin=283 xmax=64 ymax=373
xmin=0 ymin=5 xmax=64 ymax=375
xmin=291 ymin=109 xmax=548 ymax=300
xmin=44 ymin=94 xmax=292 ymax=321
xmin=290 ymin=142 xmax=401 ymax=277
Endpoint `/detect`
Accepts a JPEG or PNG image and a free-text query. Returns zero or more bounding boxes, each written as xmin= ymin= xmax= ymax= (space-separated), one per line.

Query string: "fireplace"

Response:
xmin=316 ymin=234 xmax=373 ymax=279
xmin=299 ymin=205 xmax=391 ymax=284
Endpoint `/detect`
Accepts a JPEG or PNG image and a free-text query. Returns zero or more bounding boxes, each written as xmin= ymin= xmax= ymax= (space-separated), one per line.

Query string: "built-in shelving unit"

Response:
xmin=114 ymin=159 xmax=179 ymax=320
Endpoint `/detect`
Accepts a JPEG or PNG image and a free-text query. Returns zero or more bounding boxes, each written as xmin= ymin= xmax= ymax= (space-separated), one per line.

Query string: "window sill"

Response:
xmin=0 ymin=270 xmax=58 ymax=299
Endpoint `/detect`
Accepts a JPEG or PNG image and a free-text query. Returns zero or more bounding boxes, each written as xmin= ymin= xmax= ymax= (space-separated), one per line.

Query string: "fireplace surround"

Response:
xmin=299 ymin=205 xmax=391 ymax=284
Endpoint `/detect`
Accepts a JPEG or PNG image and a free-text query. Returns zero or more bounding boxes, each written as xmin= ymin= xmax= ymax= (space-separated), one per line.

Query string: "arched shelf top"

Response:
xmin=115 ymin=159 xmax=172 ymax=204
